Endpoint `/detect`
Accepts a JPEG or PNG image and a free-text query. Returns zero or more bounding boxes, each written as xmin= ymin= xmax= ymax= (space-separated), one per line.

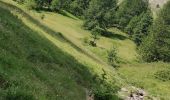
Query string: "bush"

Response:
xmin=115 ymin=0 xmax=149 ymax=29
xmin=6 ymin=91 xmax=35 ymax=100
xmin=108 ymin=47 xmax=119 ymax=68
xmin=90 ymin=69 xmax=120 ymax=100
xmin=125 ymin=11 xmax=153 ymax=45
xmin=90 ymin=27 xmax=101 ymax=47
xmin=50 ymin=0 xmax=61 ymax=11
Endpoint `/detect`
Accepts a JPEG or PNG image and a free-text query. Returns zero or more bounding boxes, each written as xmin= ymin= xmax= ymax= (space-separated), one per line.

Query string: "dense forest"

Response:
xmin=140 ymin=1 xmax=170 ymax=62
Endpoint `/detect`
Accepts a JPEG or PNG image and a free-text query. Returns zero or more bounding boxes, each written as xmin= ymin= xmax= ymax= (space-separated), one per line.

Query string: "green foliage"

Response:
xmin=91 ymin=69 xmax=120 ymax=100
xmin=108 ymin=47 xmax=119 ymax=67
xmin=24 ymin=0 xmax=37 ymax=9
xmin=90 ymin=27 xmax=101 ymax=47
xmin=154 ymin=70 xmax=170 ymax=81
xmin=50 ymin=0 xmax=71 ymax=11
xmin=115 ymin=0 xmax=149 ymax=29
xmin=125 ymin=11 xmax=153 ymax=45
xmin=34 ymin=0 xmax=52 ymax=9
xmin=84 ymin=0 xmax=117 ymax=30
xmin=18 ymin=0 xmax=52 ymax=9
xmin=68 ymin=0 xmax=91 ymax=16
xmin=139 ymin=1 xmax=170 ymax=62
xmin=118 ymin=63 xmax=170 ymax=99
xmin=50 ymin=0 xmax=60 ymax=11
xmin=5 ymin=90 xmax=35 ymax=100
xmin=0 ymin=3 xmax=120 ymax=99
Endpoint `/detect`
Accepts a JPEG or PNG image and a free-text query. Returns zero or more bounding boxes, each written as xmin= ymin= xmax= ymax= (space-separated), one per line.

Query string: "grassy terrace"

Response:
xmin=118 ymin=62 xmax=170 ymax=99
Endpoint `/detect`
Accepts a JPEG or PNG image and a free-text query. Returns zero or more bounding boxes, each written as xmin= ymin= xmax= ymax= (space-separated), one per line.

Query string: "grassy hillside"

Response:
xmin=1 ymin=0 xmax=170 ymax=100
xmin=118 ymin=63 xmax=170 ymax=99
xmin=0 ymin=6 xmax=88 ymax=100
xmin=0 ymin=0 xmax=125 ymax=100
xmin=2 ymin=0 xmax=138 ymax=64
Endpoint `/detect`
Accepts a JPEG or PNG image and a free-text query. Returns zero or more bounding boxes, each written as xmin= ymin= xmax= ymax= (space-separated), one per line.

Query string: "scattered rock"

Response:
xmin=86 ymin=89 xmax=94 ymax=100
xmin=121 ymin=88 xmax=128 ymax=92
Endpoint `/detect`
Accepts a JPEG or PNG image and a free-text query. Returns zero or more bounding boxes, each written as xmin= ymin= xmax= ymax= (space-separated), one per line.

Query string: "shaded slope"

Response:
xmin=0 ymin=6 xmax=92 ymax=100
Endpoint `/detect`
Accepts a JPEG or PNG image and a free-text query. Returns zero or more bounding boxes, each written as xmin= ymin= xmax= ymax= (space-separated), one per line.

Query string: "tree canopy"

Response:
xmin=83 ymin=0 xmax=117 ymax=30
xmin=140 ymin=1 xmax=170 ymax=62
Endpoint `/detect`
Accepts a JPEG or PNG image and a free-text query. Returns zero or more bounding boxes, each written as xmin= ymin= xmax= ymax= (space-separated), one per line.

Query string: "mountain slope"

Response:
xmin=0 ymin=0 xmax=124 ymax=85
xmin=0 ymin=5 xmax=88 ymax=100
xmin=2 ymin=0 xmax=170 ymax=99
xmin=2 ymin=0 xmax=138 ymax=64
xmin=0 ymin=0 xmax=125 ymax=100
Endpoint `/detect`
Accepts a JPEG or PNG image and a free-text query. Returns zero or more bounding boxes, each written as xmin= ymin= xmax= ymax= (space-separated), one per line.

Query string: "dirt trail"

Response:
xmin=85 ymin=89 xmax=94 ymax=100
xmin=119 ymin=86 xmax=158 ymax=100
xmin=149 ymin=0 xmax=168 ymax=10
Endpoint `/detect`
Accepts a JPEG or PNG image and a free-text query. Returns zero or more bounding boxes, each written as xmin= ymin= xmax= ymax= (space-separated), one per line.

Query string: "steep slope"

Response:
xmin=0 ymin=0 xmax=125 ymax=100
xmin=0 ymin=0 xmax=124 ymax=84
xmin=0 ymin=6 xmax=87 ymax=100
xmin=2 ymin=0 xmax=138 ymax=64
xmin=1 ymin=0 xmax=170 ymax=99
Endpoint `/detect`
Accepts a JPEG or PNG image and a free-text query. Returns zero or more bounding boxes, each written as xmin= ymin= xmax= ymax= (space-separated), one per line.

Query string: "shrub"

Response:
xmin=108 ymin=47 xmax=119 ymax=68
xmin=6 ymin=91 xmax=35 ymax=100
xmin=90 ymin=27 xmax=101 ymax=47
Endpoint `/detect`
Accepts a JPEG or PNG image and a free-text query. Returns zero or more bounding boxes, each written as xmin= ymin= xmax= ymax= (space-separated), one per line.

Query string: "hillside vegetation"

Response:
xmin=0 ymin=0 xmax=170 ymax=100
xmin=0 ymin=6 xmax=86 ymax=100
xmin=118 ymin=62 xmax=170 ymax=99
xmin=0 ymin=0 xmax=123 ymax=100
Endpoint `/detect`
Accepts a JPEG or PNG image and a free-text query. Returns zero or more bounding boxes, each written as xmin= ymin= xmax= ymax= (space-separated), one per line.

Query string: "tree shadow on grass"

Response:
xmin=58 ymin=10 xmax=79 ymax=20
xmin=98 ymin=29 xmax=128 ymax=40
